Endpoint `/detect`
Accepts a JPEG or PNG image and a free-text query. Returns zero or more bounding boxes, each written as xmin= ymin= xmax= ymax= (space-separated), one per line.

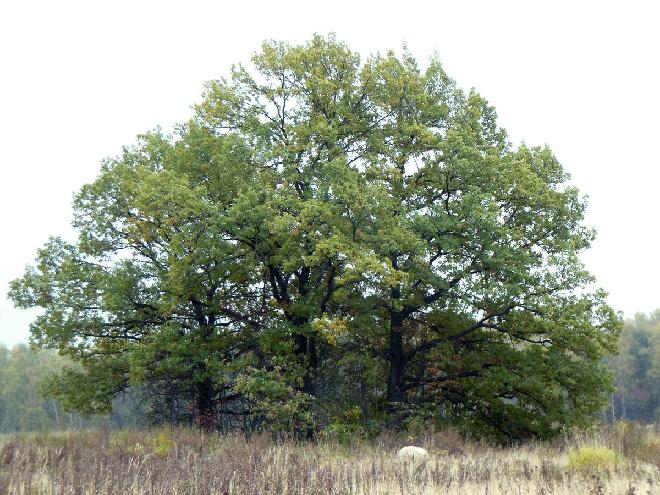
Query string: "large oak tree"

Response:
xmin=9 ymin=35 xmax=620 ymax=440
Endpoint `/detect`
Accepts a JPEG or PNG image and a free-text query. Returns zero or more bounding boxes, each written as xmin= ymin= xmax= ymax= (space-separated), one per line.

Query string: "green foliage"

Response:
xmin=567 ymin=446 xmax=619 ymax=472
xmin=319 ymin=419 xmax=366 ymax=445
xmin=149 ymin=430 xmax=175 ymax=456
xmin=7 ymin=34 xmax=621 ymax=441
xmin=235 ymin=366 xmax=315 ymax=437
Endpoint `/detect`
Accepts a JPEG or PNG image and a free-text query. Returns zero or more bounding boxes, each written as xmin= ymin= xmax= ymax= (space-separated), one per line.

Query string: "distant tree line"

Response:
xmin=0 ymin=343 xmax=145 ymax=432
xmin=604 ymin=310 xmax=660 ymax=423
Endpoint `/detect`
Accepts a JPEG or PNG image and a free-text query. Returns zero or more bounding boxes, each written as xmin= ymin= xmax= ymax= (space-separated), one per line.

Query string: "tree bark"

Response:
xmin=195 ymin=375 xmax=216 ymax=430
xmin=293 ymin=324 xmax=317 ymax=438
xmin=190 ymin=298 xmax=216 ymax=425
xmin=293 ymin=330 xmax=317 ymax=396
xmin=387 ymin=311 xmax=406 ymax=412
xmin=386 ymin=253 xmax=407 ymax=426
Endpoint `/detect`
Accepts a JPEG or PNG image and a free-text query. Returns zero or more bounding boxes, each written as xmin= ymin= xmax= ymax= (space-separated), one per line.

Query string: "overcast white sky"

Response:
xmin=1 ymin=1 xmax=658 ymax=346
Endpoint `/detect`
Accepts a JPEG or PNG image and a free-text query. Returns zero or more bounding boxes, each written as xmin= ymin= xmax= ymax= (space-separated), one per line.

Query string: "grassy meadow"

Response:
xmin=0 ymin=424 xmax=658 ymax=495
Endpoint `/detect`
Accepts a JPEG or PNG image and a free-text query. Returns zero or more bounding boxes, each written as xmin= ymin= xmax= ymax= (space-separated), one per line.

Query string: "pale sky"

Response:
xmin=1 ymin=1 xmax=658 ymax=346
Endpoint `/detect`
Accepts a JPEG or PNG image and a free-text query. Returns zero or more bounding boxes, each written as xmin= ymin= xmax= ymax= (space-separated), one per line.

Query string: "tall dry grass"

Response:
xmin=0 ymin=424 xmax=657 ymax=494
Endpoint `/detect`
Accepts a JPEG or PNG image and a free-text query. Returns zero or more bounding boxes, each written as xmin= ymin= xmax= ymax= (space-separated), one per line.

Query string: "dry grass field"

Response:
xmin=0 ymin=424 xmax=658 ymax=494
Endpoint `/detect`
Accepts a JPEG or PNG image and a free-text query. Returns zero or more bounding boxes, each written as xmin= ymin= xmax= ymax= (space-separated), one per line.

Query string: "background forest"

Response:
xmin=605 ymin=311 xmax=660 ymax=422
xmin=0 ymin=344 xmax=145 ymax=432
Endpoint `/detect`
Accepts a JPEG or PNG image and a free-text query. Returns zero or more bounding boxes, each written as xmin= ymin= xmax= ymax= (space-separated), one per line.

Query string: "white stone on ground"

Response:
xmin=397 ymin=446 xmax=429 ymax=460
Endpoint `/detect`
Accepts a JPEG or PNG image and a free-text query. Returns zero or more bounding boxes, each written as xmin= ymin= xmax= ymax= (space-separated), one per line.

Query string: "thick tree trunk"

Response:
xmin=386 ymin=252 xmax=407 ymax=426
xmin=293 ymin=326 xmax=317 ymax=439
xmin=293 ymin=330 xmax=317 ymax=396
xmin=190 ymin=299 xmax=216 ymax=428
xmin=196 ymin=376 xmax=215 ymax=426
xmin=197 ymin=378 xmax=214 ymax=414
xmin=387 ymin=311 xmax=406 ymax=420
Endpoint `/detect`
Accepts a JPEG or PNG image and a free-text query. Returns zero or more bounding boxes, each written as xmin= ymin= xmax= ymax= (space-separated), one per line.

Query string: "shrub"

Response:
xmin=150 ymin=431 xmax=174 ymax=457
xmin=319 ymin=420 xmax=366 ymax=444
xmin=568 ymin=446 xmax=618 ymax=472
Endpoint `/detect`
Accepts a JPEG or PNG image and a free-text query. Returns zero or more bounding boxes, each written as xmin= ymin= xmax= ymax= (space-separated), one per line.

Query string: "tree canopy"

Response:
xmin=9 ymin=35 xmax=621 ymax=441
